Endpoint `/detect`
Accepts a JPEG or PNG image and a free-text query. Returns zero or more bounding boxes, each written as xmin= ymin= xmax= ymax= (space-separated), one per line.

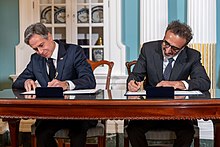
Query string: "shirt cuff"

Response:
xmin=181 ymin=80 xmax=189 ymax=90
xmin=66 ymin=80 xmax=75 ymax=90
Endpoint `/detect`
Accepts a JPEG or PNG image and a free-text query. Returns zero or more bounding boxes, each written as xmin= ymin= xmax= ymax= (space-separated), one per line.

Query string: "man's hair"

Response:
xmin=166 ymin=20 xmax=193 ymax=44
xmin=24 ymin=22 xmax=50 ymax=45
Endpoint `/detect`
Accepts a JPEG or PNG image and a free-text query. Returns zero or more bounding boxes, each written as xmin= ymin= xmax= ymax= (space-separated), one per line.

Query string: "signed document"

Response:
xmin=125 ymin=90 xmax=203 ymax=96
xmin=21 ymin=89 xmax=101 ymax=95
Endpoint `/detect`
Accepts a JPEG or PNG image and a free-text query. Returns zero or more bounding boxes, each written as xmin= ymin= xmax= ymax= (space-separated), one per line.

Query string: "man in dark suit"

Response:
xmin=12 ymin=22 xmax=97 ymax=147
xmin=126 ymin=20 xmax=210 ymax=147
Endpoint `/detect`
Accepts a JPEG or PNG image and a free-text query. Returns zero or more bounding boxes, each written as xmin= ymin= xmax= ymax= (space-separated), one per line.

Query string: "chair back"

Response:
xmin=87 ymin=60 xmax=114 ymax=90
xmin=125 ymin=60 xmax=147 ymax=90
xmin=125 ymin=60 xmax=137 ymax=75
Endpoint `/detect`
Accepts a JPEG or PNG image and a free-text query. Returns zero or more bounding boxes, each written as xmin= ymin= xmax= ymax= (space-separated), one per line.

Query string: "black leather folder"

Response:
xmin=146 ymin=87 xmax=174 ymax=99
xmin=36 ymin=87 xmax=64 ymax=98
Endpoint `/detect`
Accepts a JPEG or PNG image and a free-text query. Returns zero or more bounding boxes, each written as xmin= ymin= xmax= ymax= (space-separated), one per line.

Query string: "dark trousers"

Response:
xmin=35 ymin=120 xmax=98 ymax=147
xmin=126 ymin=120 xmax=195 ymax=147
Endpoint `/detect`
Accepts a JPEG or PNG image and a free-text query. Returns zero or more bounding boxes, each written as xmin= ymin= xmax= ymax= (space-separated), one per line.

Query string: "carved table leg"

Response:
xmin=212 ymin=120 xmax=220 ymax=147
xmin=3 ymin=118 xmax=20 ymax=147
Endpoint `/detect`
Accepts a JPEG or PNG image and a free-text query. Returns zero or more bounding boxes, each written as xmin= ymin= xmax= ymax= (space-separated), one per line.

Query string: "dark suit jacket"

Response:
xmin=12 ymin=40 xmax=96 ymax=89
xmin=127 ymin=40 xmax=210 ymax=91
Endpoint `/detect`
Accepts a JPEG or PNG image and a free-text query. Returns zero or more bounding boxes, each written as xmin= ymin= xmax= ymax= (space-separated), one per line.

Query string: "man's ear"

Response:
xmin=48 ymin=33 xmax=53 ymax=41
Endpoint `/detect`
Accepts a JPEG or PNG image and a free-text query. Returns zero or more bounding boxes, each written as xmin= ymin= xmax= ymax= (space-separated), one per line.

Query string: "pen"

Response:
xmin=54 ymin=72 xmax=58 ymax=79
xmin=134 ymin=80 xmax=138 ymax=85
xmin=133 ymin=79 xmax=141 ymax=91
xmin=133 ymin=79 xmax=138 ymax=85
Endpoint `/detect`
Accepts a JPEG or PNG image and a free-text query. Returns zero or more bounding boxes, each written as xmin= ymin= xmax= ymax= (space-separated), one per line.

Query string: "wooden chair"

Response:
xmin=31 ymin=59 xmax=114 ymax=147
xmin=125 ymin=60 xmax=137 ymax=75
xmin=124 ymin=60 xmax=200 ymax=147
xmin=87 ymin=59 xmax=114 ymax=90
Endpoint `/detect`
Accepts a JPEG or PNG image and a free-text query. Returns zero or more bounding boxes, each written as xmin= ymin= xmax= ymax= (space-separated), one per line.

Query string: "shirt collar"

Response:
xmin=50 ymin=41 xmax=59 ymax=60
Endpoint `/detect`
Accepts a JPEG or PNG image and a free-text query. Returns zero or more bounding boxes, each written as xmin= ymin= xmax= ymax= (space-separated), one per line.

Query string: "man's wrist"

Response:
xmin=66 ymin=80 xmax=75 ymax=90
xmin=65 ymin=81 xmax=70 ymax=90
xmin=181 ymin=80 xmax=189 ymax=90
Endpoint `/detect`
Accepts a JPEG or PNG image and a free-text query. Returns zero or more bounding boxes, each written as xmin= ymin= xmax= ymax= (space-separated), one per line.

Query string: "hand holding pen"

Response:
xmin=128 ymin=79 xmax=142 ymax=92
xmin=47 ymin=72 xmax=65 ymax=89
xmin=47 ymin=71 xmax=69 ymax=90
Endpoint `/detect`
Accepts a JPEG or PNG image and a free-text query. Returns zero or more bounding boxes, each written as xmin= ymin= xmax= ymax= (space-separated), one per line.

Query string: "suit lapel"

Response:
xmin=154 ymin=47 xmax=164 ymax=81
xmin=57 ymin=56 xmax=66 ymax=80
xmin=56 ymin=41 xmax=67 ymax=80
xmin=170 ymin=49 xmax=187 ymax=80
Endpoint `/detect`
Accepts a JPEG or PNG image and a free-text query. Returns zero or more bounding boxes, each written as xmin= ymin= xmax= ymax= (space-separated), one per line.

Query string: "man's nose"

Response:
xmin=164 ymin=47 xmax=172 ymax=54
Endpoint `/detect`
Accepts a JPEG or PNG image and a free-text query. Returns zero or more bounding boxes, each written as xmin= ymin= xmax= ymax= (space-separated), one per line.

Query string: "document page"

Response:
xmin=125 ymin=90 xmax=146 ymax=96
xmin=21 ymin=90 xmax=35 ymax=95
xmin=174 ymin=90 xmax=202 ymax=95
xmin=63 ymin=89 xmax=100 ymax=94
xmin=125 ymin=90 xmax=202 ymax=96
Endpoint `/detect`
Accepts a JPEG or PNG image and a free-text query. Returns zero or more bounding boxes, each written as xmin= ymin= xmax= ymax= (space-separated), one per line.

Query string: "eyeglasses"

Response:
xmin=162 ymin=40 xmax=183 ymax=52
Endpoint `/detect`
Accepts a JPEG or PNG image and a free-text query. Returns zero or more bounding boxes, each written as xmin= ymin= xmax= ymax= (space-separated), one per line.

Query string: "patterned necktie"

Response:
xmin=163 ymin=58 xmax=174 ymax=80
xmin=47 ymin=58 xmax=56 ymax=81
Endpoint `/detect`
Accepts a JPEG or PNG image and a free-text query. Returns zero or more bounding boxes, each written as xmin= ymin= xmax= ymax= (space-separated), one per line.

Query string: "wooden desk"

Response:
xmin=0 ymin=89 xmax=220 ymax=147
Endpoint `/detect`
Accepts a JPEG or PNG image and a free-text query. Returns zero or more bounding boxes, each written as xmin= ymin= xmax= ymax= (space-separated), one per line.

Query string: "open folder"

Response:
xmin=21 ymin=88 xmax=101 ymax=95
xmin=125 ymin=90 xmax=203 ymax=96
